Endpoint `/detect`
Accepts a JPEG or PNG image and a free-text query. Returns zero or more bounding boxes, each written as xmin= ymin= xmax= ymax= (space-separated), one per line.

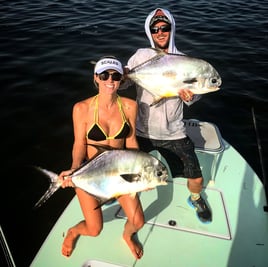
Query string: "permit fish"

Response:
xmin=127 ymin=50 xmax=222 ymax=105
xmin=34 ymin=149 xmax=168 ymax=209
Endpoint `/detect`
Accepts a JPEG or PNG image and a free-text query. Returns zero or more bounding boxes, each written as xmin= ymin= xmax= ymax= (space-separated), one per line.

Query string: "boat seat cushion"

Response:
xmin=184 ymin=119 xmax=225 ymax=154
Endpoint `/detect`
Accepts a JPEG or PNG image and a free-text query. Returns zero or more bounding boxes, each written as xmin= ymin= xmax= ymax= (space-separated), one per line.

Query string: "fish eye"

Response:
xmin=211 ymin=78 xmax=217 ymax=84
xmin=210 ymin=78 xmax=221 ymax=86
xmin=157 ymin=171 xmax=163 ymax=176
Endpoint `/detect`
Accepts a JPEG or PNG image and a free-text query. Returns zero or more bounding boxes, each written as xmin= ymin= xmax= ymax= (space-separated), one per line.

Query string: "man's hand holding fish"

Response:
xmin=178 ymin=88 xmax=194 ymax=102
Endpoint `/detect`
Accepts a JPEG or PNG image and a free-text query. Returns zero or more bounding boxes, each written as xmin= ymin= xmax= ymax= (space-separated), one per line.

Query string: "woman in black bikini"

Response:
xmin=59 ymin=56 xmax=144 ymax=260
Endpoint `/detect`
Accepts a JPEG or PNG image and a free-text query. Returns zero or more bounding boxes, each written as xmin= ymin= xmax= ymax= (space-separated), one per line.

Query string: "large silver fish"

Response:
xmin=127 ymin=50 xmax=222 ymax=105
xmin=34 ymin=149 xmax=168 ymax=209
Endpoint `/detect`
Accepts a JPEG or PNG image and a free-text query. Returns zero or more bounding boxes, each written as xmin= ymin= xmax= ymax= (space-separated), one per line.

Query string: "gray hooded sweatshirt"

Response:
xmin=125 ymin=8 xmax=200 ymax=140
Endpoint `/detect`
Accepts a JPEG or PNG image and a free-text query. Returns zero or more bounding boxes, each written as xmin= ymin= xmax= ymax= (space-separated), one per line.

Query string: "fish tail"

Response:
xmin=34 ymin=167 xmax=61 ymax=209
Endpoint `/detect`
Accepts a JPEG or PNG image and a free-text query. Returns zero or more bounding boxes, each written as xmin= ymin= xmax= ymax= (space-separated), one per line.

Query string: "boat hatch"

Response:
xmin=184 ymin=119 xmax=225 ymax=182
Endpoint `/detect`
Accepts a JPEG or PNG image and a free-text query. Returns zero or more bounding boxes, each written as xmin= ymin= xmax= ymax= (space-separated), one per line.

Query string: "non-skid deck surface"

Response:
xmin=30 ymin=182 xmax=231 ymax=267
xmin=117 ymin=178 xmax=231 ymax=240
xmin=30 ymin=142 xmax=268 ymax=267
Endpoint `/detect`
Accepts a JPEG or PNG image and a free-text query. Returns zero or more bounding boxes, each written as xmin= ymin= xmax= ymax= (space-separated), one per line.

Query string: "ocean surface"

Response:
xmin=0 ymin=0 xmax=267 ymax=266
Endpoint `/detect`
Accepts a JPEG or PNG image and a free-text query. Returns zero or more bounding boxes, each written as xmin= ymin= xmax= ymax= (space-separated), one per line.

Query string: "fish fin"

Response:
xmin=150 ymin=48 xmax=189 ymax=58
xmin=149 ymin=97 xmax=166 ymax=107
xmin=34 ymin=167 xmax=61 ymax=209
xmin=128 ymin=49 xmax=166 ymax=74
xmin=120 ymin=174 xmax=141 ymax=182
xmin=94 ymin=197 xmax=116 ymax=210
xmin=183 ymin=78 xmax=198 ymax=84
xmin=150 ymin=48 xmax=167 ymax=55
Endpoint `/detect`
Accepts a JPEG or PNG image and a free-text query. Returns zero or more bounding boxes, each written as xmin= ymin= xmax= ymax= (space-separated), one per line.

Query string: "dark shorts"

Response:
xmin=137 ymin=136 xmax=202 ymax=178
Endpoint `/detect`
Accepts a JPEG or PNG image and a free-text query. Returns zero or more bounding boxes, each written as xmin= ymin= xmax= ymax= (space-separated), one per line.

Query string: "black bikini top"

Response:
xmin=87 ymin=95 xmax=131 ymax=141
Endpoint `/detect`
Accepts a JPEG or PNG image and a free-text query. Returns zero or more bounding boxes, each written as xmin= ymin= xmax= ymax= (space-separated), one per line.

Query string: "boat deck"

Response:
xmin=30 ymin=141 xmax=268 ymax=267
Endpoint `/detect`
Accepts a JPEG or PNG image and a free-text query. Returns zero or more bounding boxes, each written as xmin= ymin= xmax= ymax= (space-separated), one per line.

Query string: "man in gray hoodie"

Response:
xmin=123 ymin=8 xmax=212 ymax=223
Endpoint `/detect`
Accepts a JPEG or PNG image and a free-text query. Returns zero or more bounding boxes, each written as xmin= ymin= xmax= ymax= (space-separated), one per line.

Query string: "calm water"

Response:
xmin=1 ymin=0 xmax=268 ymax=266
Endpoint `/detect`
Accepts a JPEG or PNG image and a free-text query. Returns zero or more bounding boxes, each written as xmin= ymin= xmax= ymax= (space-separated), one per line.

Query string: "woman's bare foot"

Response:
xmin=123 ymin=233 xmax=143 ymax=259
xmin=62 ymin=229 xmax=78 ymax=257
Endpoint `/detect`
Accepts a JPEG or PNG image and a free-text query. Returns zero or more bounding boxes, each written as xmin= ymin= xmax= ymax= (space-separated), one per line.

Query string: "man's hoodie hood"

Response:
xmin=145 ymin=8 xmax=182 ymax=54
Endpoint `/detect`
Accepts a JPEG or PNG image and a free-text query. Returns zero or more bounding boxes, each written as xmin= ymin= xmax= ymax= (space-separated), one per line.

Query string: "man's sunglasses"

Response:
xmin=98 ymin=71 xmax=122 ymax=81
xmin=150 ymin=24 xmax=171 ymax=34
